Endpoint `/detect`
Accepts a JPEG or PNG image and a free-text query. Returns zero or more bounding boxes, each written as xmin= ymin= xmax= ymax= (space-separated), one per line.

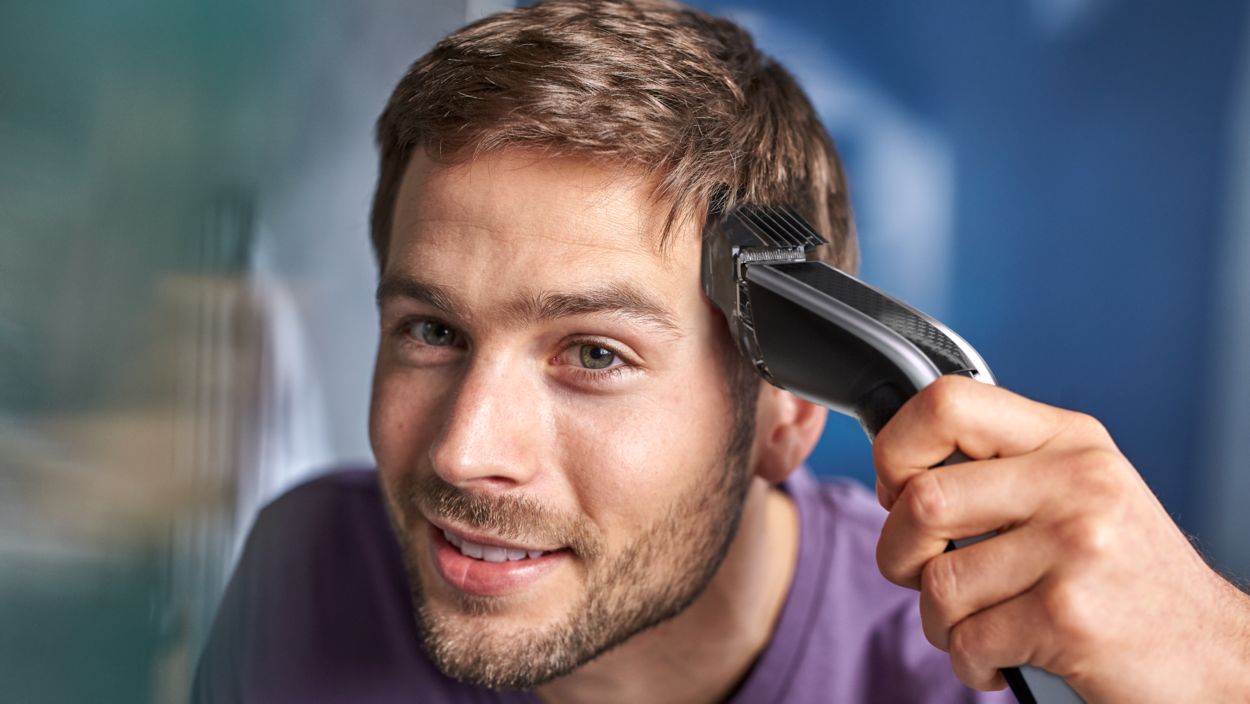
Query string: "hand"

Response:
xmin=872 ymin=375 xmax=1250 ymax=703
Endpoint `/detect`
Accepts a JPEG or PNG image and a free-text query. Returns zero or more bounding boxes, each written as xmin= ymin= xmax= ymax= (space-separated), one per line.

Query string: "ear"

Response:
xmin=751 ymin=384 xmax=828 ymax=483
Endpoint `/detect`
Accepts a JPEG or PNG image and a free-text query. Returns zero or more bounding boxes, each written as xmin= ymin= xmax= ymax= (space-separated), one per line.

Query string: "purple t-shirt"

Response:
xmin=194 ymin=468 xmax=1012 ymax=703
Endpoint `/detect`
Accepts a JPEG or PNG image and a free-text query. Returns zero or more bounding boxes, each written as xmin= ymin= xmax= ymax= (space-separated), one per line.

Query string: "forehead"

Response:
xmin=387 ymin=151 xmax=699 ymax=282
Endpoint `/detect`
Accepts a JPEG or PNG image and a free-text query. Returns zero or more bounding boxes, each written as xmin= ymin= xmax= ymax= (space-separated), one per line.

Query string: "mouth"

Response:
xmin=426 ymin=521 xmax=571 ymax=597
xmin=440 ymin=527 xmax=554 ymax=562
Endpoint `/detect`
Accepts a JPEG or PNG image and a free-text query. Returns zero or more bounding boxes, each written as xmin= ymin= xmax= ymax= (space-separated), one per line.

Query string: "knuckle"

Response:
xmin=1040 ymin=581 xmax=1097 ymax=645
xmin=922 ymin=555 xmax=960 ymax=620
xmin=919 ymin=592 xmax=950 ymax=651
xmin=875 ymin=527 xmax=915 ymax=588
xmin=1064 ymin=447 xmax=1124 ymax=498
xmin=875 ymin=548 xmax=906 ymax=587
xmin=1067 ymin=412 xmax=1113 ymax=444
xmin=871 ymin=437 xmax=907 ymax=500
xmin=903 ymin=472 xmax=950 ymax=531
xmin=872 ymin=435 xmax=896 ymax=478
xmin=947 ymin=621 xmax=983 ymax=672
xmin=876 ymin=563 xmax=908 ymax=589
xmin=1059 ymin=515 xmax=1116 ymax=561
xmin=921 ymin=375 xmax=966 ymax=424
xmin=949 ymin=619 xmax=1013 ymax=691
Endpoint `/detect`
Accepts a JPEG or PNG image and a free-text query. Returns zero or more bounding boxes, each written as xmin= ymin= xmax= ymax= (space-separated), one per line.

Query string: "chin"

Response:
xmin=413 ymin=587 xmax=598 ymax=690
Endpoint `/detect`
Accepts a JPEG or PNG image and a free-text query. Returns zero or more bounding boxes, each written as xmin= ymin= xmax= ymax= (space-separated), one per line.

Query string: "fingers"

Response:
xmin=918 ymin=523 xmax=1055 ymax=651
xmin=945 ymin=577 xmax=1075 ymax=695
xmin=873 ymin=376 xmax=1081 ymax=509
xmin=876 ymin=454 xmax=1055 ymax=588
xmin=867 ymin=376 xmax=1137 ymax=696
xmin=946 ymin=586 xmax=1054 ymax=691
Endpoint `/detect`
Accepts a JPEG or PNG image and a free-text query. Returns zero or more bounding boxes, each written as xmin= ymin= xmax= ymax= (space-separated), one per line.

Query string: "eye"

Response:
xmin=552 ymin=338 xmax=641 ymax=386
xmin=578 ymin=344 xmax=618 ymax=370
xmin=414 ymin=320 xmax=458 ymax=347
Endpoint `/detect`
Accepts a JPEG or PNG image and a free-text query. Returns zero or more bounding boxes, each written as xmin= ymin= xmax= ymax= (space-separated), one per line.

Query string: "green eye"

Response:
xmin=418 ymin=321 xmax=456 ymax=347
xmin=579 ymin=345 xmax=617 ymax=370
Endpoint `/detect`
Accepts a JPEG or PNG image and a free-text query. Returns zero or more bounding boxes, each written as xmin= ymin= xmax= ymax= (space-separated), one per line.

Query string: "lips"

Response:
xmin=427 ymin=521 xmax=569 ymax=597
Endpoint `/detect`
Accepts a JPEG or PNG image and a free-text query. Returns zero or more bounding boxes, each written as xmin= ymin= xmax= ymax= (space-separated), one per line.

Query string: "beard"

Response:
xmin=382 ymin=352 xmax=761 ymax=690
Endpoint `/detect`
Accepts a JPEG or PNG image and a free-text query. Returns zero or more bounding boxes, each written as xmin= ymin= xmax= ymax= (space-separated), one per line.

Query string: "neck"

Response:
xmin=535 ymin=477 xmax=801 ymax=704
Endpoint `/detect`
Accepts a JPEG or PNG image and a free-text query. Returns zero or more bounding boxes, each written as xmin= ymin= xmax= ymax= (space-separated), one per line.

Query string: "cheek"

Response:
xmin=369 ymin=365 xmax=440 ymax=477
xmin=558 ymin=361 xmax=735 ymax=537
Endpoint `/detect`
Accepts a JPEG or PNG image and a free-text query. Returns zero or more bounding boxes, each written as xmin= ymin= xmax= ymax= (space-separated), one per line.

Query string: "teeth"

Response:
xmin=442 ymin=528 xmax=549 ymax=562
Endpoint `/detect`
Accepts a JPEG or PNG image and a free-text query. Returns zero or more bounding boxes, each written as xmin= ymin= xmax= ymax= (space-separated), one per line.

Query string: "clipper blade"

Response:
xmin=701 ymin=205 xmax=827 ymax=381
xmin=722 ymin=205 xmax=827 ymax=260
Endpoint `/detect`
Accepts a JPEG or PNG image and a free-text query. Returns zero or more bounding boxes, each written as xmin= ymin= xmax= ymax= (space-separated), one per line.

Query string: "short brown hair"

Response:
xmin=370 ymin=0 xmax=857 ymax=272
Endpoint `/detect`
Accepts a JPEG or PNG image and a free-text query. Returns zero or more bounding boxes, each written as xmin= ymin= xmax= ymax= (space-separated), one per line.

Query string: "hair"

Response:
xmin=370 ymin=0 xmax=858 ymax=273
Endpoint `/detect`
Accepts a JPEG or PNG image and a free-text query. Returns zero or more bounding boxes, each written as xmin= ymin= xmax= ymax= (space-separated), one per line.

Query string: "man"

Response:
xmin=194 ymin=1 xmax=1250 ymax=702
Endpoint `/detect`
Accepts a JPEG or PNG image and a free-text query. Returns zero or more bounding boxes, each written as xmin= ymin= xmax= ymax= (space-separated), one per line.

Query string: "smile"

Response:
xmin=427 ymin=522 xmax=569 ymax=597
xmin=442 ymin=528 xmax=551 ymax=562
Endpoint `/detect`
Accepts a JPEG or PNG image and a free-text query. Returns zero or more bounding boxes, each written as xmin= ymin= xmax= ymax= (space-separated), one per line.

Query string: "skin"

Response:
xmin=369 ymin=150 xmax=825 ymax=703
xmin=874 ymin=375 xmax=1250 ymax=702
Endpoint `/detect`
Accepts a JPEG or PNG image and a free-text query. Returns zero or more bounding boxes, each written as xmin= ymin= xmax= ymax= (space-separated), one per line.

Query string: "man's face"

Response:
xmin=370 ymin=150 xmax=757 ymax=688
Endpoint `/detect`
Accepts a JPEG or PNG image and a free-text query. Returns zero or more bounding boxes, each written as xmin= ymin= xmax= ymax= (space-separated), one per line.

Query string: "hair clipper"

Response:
xmin=701 ymin=204 xmax=1083 ymax=704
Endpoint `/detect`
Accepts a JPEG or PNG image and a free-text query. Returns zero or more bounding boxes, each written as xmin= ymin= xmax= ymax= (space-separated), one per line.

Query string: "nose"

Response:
xmin=428 ymin=353 xmax=545 ymax=491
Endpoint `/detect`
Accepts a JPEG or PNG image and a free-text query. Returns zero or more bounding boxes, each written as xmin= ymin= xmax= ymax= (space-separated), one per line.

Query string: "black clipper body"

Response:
xmin=701 ymin=204 xmax=994 ymax=439
xmin=701 ymin=205 xmax=1082 ymax=704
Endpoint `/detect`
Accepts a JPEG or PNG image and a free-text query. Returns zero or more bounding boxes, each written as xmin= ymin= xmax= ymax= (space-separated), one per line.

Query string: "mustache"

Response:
xmin=401 ymin=473 xmax=601 ymax=560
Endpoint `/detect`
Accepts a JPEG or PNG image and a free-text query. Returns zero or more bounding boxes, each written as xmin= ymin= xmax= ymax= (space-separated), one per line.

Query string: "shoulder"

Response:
xmin=798 ymin=473 xmax=889 ymax=536
xmin=258 ymin=467 xmax=382 ymax=527
xmin=782 ymin=468 xmax=907 ymax=606
xmin=241 ymin=468 xmax=387 ymax=558
xmin=756 ymin=470 xmax=1005 ymax=703
xmin=787 ymin=470 xmax=894 ymax=595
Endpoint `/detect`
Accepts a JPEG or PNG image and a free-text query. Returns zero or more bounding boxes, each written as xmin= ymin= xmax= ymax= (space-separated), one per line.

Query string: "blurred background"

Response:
xmin=1 ymin=0 xmax=1247 ymax=700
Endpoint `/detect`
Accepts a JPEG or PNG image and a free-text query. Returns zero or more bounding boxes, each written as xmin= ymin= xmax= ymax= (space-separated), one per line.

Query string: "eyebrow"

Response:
xmin=375 ymin=275 xmax=685 ymax=338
